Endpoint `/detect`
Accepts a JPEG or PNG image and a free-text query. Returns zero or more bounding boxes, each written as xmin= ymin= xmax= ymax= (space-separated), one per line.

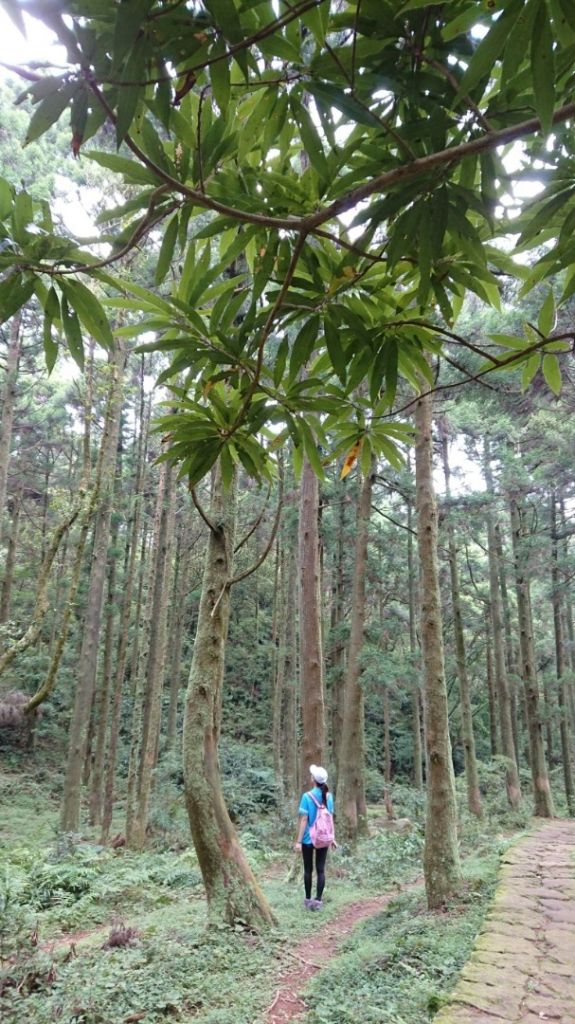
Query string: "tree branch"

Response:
xmin=191 ymin=486 xmax=217 ymax=533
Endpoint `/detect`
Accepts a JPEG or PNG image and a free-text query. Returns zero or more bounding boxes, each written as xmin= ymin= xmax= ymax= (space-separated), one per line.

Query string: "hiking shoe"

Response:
xmin=304 ymin=898 xmax=314 ymax=910
xmin=311 ymin=899 xmax=323 ymax=911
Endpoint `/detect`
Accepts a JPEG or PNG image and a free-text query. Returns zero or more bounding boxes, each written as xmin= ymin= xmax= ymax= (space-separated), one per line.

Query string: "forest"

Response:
xmin=1 ymin=1 xmax=575 ymax=1023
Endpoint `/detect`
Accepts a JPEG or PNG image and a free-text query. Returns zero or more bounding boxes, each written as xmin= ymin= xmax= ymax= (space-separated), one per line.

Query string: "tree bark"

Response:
xmin=328 ymin=483 xmax=347 ymax=773
xmin=298 ymin=456 xmax=326 ymax=783
xmin=183 ymin=464 xmax=275 ymax=928
xmin=485 ymin=603 xmax=499 ymax=757
xmin=101 ymin=382 xmax=149 ymax=842
xmin=60 ymin=341 xmax=126 ymax=833
xmin=415 ymin=386 xmax=461 ymax=908
xmin=439 ymin=425 xmax=482 ymax=818
xmin=0 ymin=487 xmax=22 ymax=623
xmin=484 ymin=442 xmax=521 ymax=809
xmin=550 ymin=490 xmax=575 ymax=816
xmin=89 ymin=510 xmax=120 ymax=826
xmin=166 ymin=516 xmax=192 ymax=751
xmin=0 ymin=312 xmax=21 ymax=551
xmin=337 ymin=466 xmax=372 ymax=840
xmin=407 ymin=492 xmax=424 ymax=790
xmin=129 ymin=463 xmax=177 ymax=849
xmin=508 ymin=493 xmax=553 ymax=816
xmin=283 ymin=526 xmax=299 ymax=801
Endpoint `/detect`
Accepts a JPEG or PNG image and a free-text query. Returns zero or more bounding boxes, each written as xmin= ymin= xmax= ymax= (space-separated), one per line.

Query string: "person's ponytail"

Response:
xmin=319 ymin=781 xmax=329 ymax=806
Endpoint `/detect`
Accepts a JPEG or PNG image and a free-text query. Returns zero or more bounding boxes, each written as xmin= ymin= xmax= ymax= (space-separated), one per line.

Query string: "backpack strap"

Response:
xmin=309 ymin=792 xmax=323 ymax=809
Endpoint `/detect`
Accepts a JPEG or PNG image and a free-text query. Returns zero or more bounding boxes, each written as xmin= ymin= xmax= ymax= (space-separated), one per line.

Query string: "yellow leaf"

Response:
xmin=340 ymin=439 xmax=362 ymax=480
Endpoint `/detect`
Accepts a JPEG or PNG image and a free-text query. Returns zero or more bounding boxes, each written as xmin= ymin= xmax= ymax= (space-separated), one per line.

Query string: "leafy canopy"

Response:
xmin=1 ymin=0 xmax=575 ymax=482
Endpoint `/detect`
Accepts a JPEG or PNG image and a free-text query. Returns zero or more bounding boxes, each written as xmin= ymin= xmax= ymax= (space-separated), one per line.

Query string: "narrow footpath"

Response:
xmin=266 ymin=878 xmax=422 ymax=1023
xmin=434 ymin=819 xmax=575 ymax=1024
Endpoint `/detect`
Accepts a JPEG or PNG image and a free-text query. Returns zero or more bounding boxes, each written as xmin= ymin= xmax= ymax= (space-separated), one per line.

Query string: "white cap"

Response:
xmin=310 ymin=764 xmax=328 ymax=785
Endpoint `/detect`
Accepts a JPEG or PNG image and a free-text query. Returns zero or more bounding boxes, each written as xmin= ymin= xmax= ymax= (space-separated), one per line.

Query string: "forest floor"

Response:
xmin=4 ymin=758 xmax=573 ymax=1024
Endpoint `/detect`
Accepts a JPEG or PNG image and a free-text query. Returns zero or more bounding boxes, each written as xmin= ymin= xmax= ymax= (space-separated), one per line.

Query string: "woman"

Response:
xmin=294 ymin=764 xmax=335 ymax=910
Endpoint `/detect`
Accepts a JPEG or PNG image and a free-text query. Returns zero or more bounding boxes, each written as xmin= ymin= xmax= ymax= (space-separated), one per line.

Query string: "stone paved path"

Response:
xmin=433 ymin=819 xmax=575 ymax=1024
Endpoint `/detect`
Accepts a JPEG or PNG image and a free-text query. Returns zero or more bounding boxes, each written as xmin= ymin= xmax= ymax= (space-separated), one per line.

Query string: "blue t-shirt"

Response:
xmin=298 ymin=787 xmax=335 ymax=845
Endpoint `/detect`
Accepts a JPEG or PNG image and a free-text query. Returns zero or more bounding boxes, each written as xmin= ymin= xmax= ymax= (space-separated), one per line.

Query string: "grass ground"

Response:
xmin=0 ymin=759 xmax=532 ymax=1024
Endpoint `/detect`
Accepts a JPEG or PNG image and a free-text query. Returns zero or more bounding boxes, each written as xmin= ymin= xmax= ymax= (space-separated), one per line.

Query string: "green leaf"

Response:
xmin=24 ymin=81 xmax=78 ymax=145
xmin=458 ymin=0 xmax=522 ymax=96
xmin=531 ymin=0 xmax=555 ymax=135
xmin=155 ymin=214 xmax=179 ymax=286
xmin=60 ymin=295 xmax=85 ymax=370
xmin=521 ymin=352 xmax=540 ymax=390
xmin=219 ymin=446 xmax=235 ymax=490
xmin=86 ymin=151 xmax=162 ymax=186
xmin=542 ymin=353 xmax=561 ymax=394
xmin=0 ymin=176 xmax=13 ymax=220
xmin=323 ymin=317 xmax=347 ymax=384
xmin=0 ymin=272 xmax=35 ymax=324
xmin=293 ymin=100 xmax=329 ymax=181
xmin=182 ymin=439 xmax=223 ymax=487
xmin=204 ymin=0 xmax=243 ymax=42
xmin=289 ymin=316 xmax=319 ymax=383
xmin=12 ymin=190 xmax=33 ymax=243
xmin=538 ymin=289 xmax=556 ymax=335
xmin=300 ymin=420 xmax=325 ymax=480
xmin=210 ymin=38 xmax=231 ymax=113
xmin=43 ymin=311 xmax=58 ymax=374
xmin=306 ymin=81 xmax=377 ymax=127
xmin=489 ymin=333 xmax=527 ymax=350
xmin=60 ymin=279 xmax=114 ymax=349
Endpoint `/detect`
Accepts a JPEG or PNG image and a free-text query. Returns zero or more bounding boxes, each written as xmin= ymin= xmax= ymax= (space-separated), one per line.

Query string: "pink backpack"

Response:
xmin=309 ymin=793 xmax=335 ymax=849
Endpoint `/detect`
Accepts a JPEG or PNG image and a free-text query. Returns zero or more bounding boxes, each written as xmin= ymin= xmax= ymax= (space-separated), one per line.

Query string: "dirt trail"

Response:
xmin=266 ymin=877 xmax=422 ymax=1024
xmin=433 ymin=819 xmax=575 ymax=1024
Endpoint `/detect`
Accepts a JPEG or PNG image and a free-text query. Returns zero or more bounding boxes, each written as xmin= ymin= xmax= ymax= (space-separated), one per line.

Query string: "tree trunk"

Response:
xmin=60 ymin=341 xmax=126 ymax=833
xmin=485 ymin=603 xmax=499 ymax=757
xmin=89 ymin=511 xmax=120 ymax=826
xmin=508 ymin=493 xmax=553 ymax=816
xmin=298 ymin=456 xmax=326 ymax=783
xmin=407 ymin=493 xmax=424 ymax=790
xmin=126 ymin=461 xmax=168 ymax=846
xmin=439 ymin=426 xmax=482 ymax=818
xmin=183 ymin=464 xmax=275 ymax=928
xmin=101 ymin=384 xmax=149 ymax=842
xmin=272 ymin=537 xmax=286 ymax=798
xmin=283 ymin=529 xmax=299 ymax=801
xmin=328 ymin=484 xmax=347 ymax=773
xmin=415 ymin=386 xmax=461 ymax=909
xmin=484 ymin=442 xmax=521 ymax=809
xmin=337 ymin=465 xmax=372 ymax=841
xmin=0 ymin=312 xmax=21 ymax=551
xmin=129 ymin=463 xmax=177 ymax=849
xmin=166 ymin=517 xmax=192 ymax=751
xmin=0 ymin=487 xmax=22 ymax=622
xmin=550 ymin=490 xmax=575 ymax=816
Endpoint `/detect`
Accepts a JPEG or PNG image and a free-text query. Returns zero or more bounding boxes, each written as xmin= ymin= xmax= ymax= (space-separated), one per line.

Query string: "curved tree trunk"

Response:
xmin=183 ymin=465 xmax=275 ymax=928
xmin=415 ymin=385 xmax=461 ymax=909
xmin=337 ymin=464 xmax=372 ymax=841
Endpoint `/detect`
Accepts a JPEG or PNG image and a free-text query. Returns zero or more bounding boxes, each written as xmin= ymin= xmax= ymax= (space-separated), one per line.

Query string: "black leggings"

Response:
xmin=302 ymin=844 xmax=328 ymax=900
